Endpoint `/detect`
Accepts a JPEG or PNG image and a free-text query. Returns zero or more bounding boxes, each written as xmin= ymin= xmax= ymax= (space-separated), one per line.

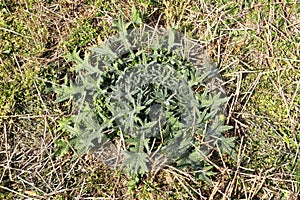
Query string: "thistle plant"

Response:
xmin=54 ymin=20 xmax=235 ymax=181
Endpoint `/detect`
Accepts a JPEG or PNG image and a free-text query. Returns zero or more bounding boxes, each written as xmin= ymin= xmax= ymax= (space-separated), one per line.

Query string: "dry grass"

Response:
xmin=0 ymin=0 xmax=299 ymax=199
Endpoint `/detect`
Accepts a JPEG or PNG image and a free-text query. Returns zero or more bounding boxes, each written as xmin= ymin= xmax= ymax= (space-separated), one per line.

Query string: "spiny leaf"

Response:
xmin=195 ymin=166 xmax=216 ymax=185
xmin=123 ymin=151 xmax=149 ymax=175
xmin=217 ymin=136 xmax=237 ymax=161
xmin=112 ymin=15 xmax=131 ymax=33
xmin=90 ymin=44 xmax=118 ymax=59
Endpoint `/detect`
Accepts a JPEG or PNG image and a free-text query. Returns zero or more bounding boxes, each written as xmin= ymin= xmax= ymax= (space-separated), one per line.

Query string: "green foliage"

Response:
xmin=54 ymin=21 xmax=234 ymax=180
xmin=53 ymin=139 xmax=70 ymax=158
xmin=63 ymin=19 xmax=99 ymax=50
xmin=131 ymin=5 xmax=142 ymax=25
xmin=0 ymin=0 xmax=52 ymax=121
xmin=1 ymin=0 xmax=299 ymax=198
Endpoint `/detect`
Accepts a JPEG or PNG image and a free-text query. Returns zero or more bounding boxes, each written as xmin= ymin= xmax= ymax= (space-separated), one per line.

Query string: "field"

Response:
xmin=0 ymin=0 xmax=299 ymax=199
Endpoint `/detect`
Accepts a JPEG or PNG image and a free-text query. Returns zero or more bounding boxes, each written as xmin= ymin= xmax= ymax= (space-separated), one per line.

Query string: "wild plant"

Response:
xmin=54 ymin=20 xmax=235 ymax=183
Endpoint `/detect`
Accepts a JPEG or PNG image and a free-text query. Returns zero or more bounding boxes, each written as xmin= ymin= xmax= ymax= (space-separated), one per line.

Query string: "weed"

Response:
xmin=1 ymin=0 xmax=299 ymax=199
xmin=54 ymin=19 xmax=234 ymax=184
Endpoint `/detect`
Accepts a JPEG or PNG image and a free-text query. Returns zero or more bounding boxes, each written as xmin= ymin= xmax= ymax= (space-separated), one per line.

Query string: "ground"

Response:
xmin=0 ymin=0 xmax=299 ymax=199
